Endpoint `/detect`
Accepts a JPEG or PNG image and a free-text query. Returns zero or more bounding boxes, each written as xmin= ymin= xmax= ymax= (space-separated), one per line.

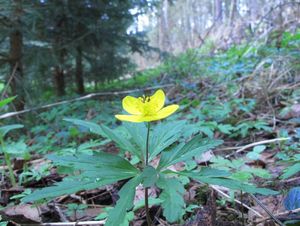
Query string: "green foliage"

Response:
xmin=66 ymin=203 xmax=88 ymax=218
xmin=246 ymin=145 xmax=266 ymax=160
xmin=19 ymin=164 xmax=50 ymax=185
xmin=180 ymin=169 xmax=276 ymax=195
xmin=156 ymin=175 xmax=185 ymax=223
xmin=232 ymin=120 xmax=272 ymax=138
xmin=141 ymin=166 xmax=158 ymax=187
xmin=158 ymin=135 xmax=223 ymax=170
xmin=13 ymin=28 xmax=300 ymax=225
xmin=23 ymin=115 xmax=280 ymax=225
xmin=0 ymin=124 xmax=24 ymax=138
xmin=281 ymin=159 xmax=300 ymax=180
xmin=10 ymin=189 xmax=32 ymax=201
xmin=106 ymin=176 xmax=142 ymax=226
xmin=23 ymin=152 xmax=139 ymax=202
xmin=22 ymin=178 xmax=119 ymax=203
xmin=0 ymin=96 xmax=16 ymax=109
xmin=48 ymin=152 xmax=139 ymax=179
xmin=210 ymin=156 xmax=271 ymax=181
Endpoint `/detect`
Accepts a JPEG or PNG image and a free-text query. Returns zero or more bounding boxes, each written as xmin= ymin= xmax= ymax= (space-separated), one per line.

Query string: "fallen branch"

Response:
xmin=250 ymin=194 xmax=285 ymax=226
xmin=23 ymin=220 xmax=106 ymax=226
xmin=211 ymin=185 xmax=263 ymax=218
xmin=225 ymin=137 xmax=290 ymax=158
xmin=0 ymin=84 xmax=173 ymax=119
xmin=255 ymin=207 xmax=300 ymax=224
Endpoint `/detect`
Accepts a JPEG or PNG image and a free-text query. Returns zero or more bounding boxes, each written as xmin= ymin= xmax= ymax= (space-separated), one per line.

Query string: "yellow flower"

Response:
xmin=115 ymin=89 xmax=179 ymax=122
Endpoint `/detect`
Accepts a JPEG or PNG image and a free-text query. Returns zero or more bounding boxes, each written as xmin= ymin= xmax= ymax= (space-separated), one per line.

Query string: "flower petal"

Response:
xmin=115 ymin=114 xmax=143 ymax=123
xmin=155 ymin=104 xmax=179 ymax=120
xmin=149 ymin=89 xmax=165 ymax=112
xmin=122 ymin=96 xmax=143 ymax=115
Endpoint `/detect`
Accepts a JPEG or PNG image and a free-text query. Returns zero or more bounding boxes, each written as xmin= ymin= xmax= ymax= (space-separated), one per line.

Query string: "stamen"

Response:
xmin=141 ymin=94 xmax=151 ymax=103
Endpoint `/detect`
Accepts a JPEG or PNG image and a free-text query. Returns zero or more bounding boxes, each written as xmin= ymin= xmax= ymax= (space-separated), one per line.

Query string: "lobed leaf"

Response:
xmin=281 ymin=162 xmax=300 ymax=179
xmin=64 ymin=118 xmax=105 ymax=137
xmin=158 ymin=136 xmax=223 ymax=170
xmin=100 ymin=124 xmax=142 ymax=159
xmin=156 ymin=175 xmax=185 ymax=223
xmin=22 ymin=177 xmax=118 ymax=203
xmin=0 ymin=124 xmax=24 ymax=138
xmin=47 ymin=152 xmax=139 ymax=180
xmin=105 ymin=176 xmax=142 ymax=226
xmin=149 ymin=121 xmax=185 ymax=161
xmin=183 ymin=171 xmax=278 ymax=195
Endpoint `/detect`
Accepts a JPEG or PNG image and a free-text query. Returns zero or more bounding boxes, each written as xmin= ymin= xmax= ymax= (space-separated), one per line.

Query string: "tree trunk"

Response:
xmin=54 ymin=66 xmax=65 ymax=96
xmin=75 ymin=46 xmax=84 ymax=94
xmin=53 ymin=13 xmax=67 ymax=96
xmin=229 ymin=0 xmax=239 ymax=25
xmin=249 ymin=0 xmax=259 ymax=21
xmin=9 ymin=0 xmax=24 ymax=111
xmin=159 ymin=0 xmax=169 ymax=51
xmin=214 ymin=0 xmax=223 ymax=22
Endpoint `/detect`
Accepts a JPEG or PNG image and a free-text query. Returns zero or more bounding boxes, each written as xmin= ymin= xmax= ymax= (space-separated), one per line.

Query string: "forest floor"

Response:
xmin=1 ymin=41 xmax=300 ymax=226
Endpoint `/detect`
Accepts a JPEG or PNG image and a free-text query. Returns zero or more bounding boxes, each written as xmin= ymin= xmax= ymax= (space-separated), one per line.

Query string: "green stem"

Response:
xmin=145 ymin=122 xmax=150 ymax=164
xmin=145 ymin=122 xmax=152 ymax=226
xmin=0 ymin=136 xmax=16 ymax=187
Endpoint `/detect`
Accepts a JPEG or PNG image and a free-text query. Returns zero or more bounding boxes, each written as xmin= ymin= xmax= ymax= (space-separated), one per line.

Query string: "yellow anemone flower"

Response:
xmin=115 ymin=89 xmax=179 ymax=122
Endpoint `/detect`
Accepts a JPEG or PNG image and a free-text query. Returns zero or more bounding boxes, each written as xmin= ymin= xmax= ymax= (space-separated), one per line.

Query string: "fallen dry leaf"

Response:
xmin=1 ymin=204 xmax=43 ymax=224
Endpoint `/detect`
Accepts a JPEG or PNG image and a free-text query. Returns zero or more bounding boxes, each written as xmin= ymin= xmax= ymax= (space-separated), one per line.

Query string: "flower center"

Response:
xmin=140 ymin=95 xmax=151 ymax=103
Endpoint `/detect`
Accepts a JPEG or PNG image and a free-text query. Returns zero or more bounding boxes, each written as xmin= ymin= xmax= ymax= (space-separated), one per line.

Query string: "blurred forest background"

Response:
xmin=1 ymin=0 xmax=299 ymax=112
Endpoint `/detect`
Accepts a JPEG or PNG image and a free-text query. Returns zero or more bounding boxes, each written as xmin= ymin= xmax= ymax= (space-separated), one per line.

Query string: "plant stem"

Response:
xmin=0 ymin=136 xmax=16 ymax=187
xmin=145 ymin=122 xmax=152 ymax=226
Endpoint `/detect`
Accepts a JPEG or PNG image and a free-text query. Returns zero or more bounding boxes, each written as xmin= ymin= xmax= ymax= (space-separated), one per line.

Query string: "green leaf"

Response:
xmin=198 ymin=126 xmax=214 ymax=138
xmin=231 ymin=171 xmax=252 ymax=182
xmin=22 ymin=177 xmax=118 ymax=202
xmin=100 ymin=124 xmax=142 ymax=159
xmin=0 ymin=124 xmax=23 ymax=138
xmin=47 ymin=152 xmax=139 ymax=180
xmin=197 ymin=167 xmax=231 ymax=177
xmin=124 ymin=121 xmax=185 ymax=162
xmin=158 ymin=136 xmax=223 ymax=169
xmin=253 ymin=145 xmax=266 ymax=153
xmin=156 ymin=175 xmax=185 ymax=223
xmin=217 ymin=124 xmax=234 ymax=134
xmin=64 ymin=118 xmax=105 ymax=137
xmin=123 ymin=122 xmax=147 ymax=159
xmin=183 ymin=171 xmax=277 ymax=195
xmin=149 ymin=121 xmax=185 ymax=160
xmin=105 ymin=176 xmax=142 ymax=226
xmin=141 ymin=166 xmax=158 ymax=187
xmin=246 ymin=145 xmax=266 ymax=160
xmin=246 ymin=151 xmax=261 ymax=160
xmin=243 ymin=167 xmax=271 ymax=179
xmin=4 ymin=140 xmax=27 ymax=155
xmin=281 ymin=163 xmax=300 ymax=179
xmin=0 ymin=96 xmax=16 ymax=109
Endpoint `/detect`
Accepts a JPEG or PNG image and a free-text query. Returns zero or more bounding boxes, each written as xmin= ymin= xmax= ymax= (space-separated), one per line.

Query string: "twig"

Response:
xmin=1 ymin=62 xmax=18 ymax=99
xmin=225 ymin=137 xmax=290 ymax=158
xmin=23 ymin=220 xmax=106 ymax=226
xmin=211 ymin=185 xmax=263 ymax=218
xmin=282 ymin=176 xmax=300 ymax=184
xmin=0 ymin=84 xmax=173 ymax=119
xmin=250 ymin=194 xmax=285 ymax=226
xmin=53 ymin=203 xmax=69 ymax=222
xmin=255 ymin=207 xmax=300 ymax=224
xmin=240 ymin=190 xmax=246 ymax=226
